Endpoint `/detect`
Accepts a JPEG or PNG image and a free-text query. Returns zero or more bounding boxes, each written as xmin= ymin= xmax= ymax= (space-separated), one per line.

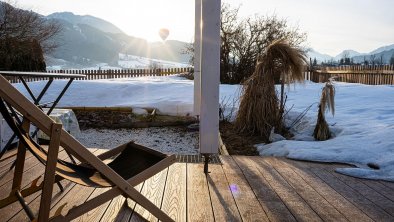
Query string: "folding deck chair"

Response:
xmin=0 ymin=74 xmax=176 ymax=222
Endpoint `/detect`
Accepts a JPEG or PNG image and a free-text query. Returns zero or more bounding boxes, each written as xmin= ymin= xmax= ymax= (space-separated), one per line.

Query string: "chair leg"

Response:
xmin=38 ymin=123 xmax=62 ymax=222
xmin=11 ymin=119 xmax=30 ymax=190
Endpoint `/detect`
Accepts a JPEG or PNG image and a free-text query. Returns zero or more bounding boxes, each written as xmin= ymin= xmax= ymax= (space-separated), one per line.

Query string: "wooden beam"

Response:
xmin=199 ymin=0 xmax=221 ymax=154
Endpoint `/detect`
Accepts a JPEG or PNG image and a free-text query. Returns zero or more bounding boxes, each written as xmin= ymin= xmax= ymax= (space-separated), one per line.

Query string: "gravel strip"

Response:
xmin=76 ymin=126 xmax=199 ymax=155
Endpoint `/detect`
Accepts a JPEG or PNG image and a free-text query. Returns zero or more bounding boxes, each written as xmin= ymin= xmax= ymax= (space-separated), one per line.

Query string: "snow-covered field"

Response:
xmin=118 ymin=54 xmax=190 ymax=69
xmin=46 ymin=54 xmax=190 ymax=70
xmin=13 ymin=76 xmax=394 ymax=181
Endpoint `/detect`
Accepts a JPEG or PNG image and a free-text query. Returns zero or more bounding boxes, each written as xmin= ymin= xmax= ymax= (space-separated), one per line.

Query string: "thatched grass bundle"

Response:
xmin=313 ymin=79 xmax=335 ymax=141
xmin=235 ymin=39 xmax=306 ymax=141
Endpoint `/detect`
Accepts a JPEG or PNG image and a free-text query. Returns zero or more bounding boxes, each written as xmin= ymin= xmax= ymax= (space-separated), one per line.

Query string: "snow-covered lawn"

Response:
xmin=14 ymin=76 xmax=394 ymax=181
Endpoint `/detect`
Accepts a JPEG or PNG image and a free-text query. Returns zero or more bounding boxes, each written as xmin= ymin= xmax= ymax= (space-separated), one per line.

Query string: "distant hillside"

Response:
xmin=309 ymin=44 xmax=394 ymax=64
xmin=334 ymin=50 xmax=364 ymax=61
xmin=307 ymin=48 xmax=333 ymax=63
xmin=369 ymin=44 xmax=394 ymax=55
xmin=47 ymin=12 xmax=124 ymax=34
xmin=352 ymin=49 xmax=394 ymax=64
xmin=46 ymin=12 xmax=191 ymax=67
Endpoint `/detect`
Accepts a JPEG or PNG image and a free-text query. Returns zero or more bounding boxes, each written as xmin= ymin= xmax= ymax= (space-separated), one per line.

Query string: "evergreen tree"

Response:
xmin=313 ymin=58 xmax=317 ymax=66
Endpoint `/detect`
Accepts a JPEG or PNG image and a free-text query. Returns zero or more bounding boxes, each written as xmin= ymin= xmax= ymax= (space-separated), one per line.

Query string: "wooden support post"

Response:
xmin=199 ymin=0 xmax=221 ymax=173
xmin=38 ymin=123 xmax=62 ymax=222
xmin=194 ymin=0 xmax=202 ymax=116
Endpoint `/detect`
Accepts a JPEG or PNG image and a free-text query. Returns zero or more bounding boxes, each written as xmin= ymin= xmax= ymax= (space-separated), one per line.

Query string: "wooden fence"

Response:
xmin=307 ymin=65 xmax=394 ymax=85
xmin=5 ymin=67 xmax=193 ymax=83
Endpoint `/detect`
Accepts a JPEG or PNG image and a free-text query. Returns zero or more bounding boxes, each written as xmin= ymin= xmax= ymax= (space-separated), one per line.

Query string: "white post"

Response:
xmin=199 ymin=0 xmax=221 ymax=155
xmin=193 ymin=0 xmax=202 ymax=116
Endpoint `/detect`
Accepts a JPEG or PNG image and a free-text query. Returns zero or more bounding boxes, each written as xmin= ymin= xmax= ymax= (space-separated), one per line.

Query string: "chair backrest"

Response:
xmin=0 ymin=75 xmax=90 ymax=163
xmin=0 ymin=75 xmax=132 ymax=188
xmin=0 ymin=98 xmax=113 ymax=187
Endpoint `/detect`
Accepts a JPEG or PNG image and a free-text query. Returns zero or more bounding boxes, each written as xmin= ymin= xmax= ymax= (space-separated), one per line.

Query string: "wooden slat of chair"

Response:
xmin=38 ymin=123 xmax=62 ymax=222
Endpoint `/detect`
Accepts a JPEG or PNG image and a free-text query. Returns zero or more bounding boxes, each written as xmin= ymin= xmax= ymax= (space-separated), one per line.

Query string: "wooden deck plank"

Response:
xmin=2 ymin=148 xmax=94 ymax=221
xmin=306 ymin=161 xmax=394 ymax=217
xmin=206 ymin=162 xmax=242 ymax=222
xmin=99 ymin=195 xmax=127 ymax=222
xmin=362 ymin=180 xmax=394 ymax=202
xmin=0 ymin=146 xmax=18 ymax=160
xmin=111 ymin=184 xmax=144 ymax=222
xmin=283 ymin=159 xmax=373 ymax=222
xmin=265 ymin=157 xmax=349 ymax=222
xmin=8 ymin=180 xmax=75 ymax=222
xmin=0 ymin=153 xmax=42 ymax=187
xmin=50 ymin=185 xmax=96 ymax=219
xmin=186 ymin=163 xmax=214 ymax=222
xmin=322 ymin=165 xmax=394 ymax=217
xmin=380 ymin=181 xmax=394 ymax=190
xmin=129 ymin=168 xmax=168 ymax=222
xmin=317 ymin=162 xmax=394 ymax=203
xmin=220 ymin=156 xmax=269 ymax=222
xmin=160 ymin=163 xmax=187 ymax=222
xmin=74 ymin=187 xmax=112 ymax=222
xmin=0 ymin=185 xmax=43 ymax=221
xmin=48 ymin=148 xmax=104 ymax=220
xmin=305 ymin=162 xmax=394 ymax=221
xmin=0 ymin=150 xmax=68 ymax=198
xmin=233 ymin=156 xmax=296 ymax=222
xmin=250 ymin=156 xmax=323 ymax=222
xmin=2 ymin=153 xmax=394 ymax=222
xmin=0 ymin=149 xmax=33 ymax=170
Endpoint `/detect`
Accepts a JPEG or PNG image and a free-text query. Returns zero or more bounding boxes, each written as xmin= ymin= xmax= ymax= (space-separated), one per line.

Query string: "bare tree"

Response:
xmin=0 ymin=1 xmax=61 ymax=52
xmin=340 ymin=51 xmax=351 ymax=65
xmin=220 ymin=4 xmax=242 ymax=84
xmin=0 ymin=1 xmax=62 ymax=71
xmin=390 ymin=53 xmax=394 ymax=65
xmin=369 ymin=54 xmax=377 ymax=66
xmin=184 ymin=3 xmax=307 ymax=84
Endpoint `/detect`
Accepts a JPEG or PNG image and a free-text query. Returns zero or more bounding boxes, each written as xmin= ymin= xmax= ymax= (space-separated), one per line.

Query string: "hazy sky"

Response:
xmin=16 ymin=0 xmax=394 ymax=56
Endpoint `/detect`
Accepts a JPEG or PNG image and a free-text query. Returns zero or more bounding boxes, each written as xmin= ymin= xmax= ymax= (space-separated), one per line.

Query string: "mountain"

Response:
xmin=310 ymin=44 xmax=394 ymax=65
xmin=47 ymin=12 xmax=124 ymax=34
xmin=44 ymin=12 xmax=191 ymax=67
xmin=369 ymin=44 xmax=394 ymax=55
xmin=352 ymin=49 xmax=394 ymax=64
xmin=334 ymin=50 xmax=364 ymax=61
xmin=307 ymin=48 xmax=333 ymax=63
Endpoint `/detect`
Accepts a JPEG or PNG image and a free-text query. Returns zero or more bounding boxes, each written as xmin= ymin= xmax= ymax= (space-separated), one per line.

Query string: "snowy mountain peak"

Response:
xmin=306 ymin=48 xmax=333 ymax=63
xmin=369 ymin=44 xmax=394 ymax=55
xmin=334 ymin=49 xmax=363 ymax=60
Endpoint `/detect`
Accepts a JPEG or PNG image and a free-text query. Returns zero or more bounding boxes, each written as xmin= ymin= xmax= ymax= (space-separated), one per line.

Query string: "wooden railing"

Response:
xmin=307 ymin=65 xmax=394 ymax=85
xmin=5 ymin=67 xmax=193 ymax=83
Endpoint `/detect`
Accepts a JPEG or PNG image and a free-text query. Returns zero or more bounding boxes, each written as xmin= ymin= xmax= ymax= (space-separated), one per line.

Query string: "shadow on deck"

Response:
xmin=0 ymin=148 xmax=393 ymax=221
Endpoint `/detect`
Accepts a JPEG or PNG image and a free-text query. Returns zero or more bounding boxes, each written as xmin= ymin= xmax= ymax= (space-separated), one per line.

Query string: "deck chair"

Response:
xmin=0 ymin=74 xmax=176 ymax=222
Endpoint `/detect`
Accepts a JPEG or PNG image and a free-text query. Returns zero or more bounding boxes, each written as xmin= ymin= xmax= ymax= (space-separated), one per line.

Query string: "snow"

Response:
xmin=46 ymin=53 xmax=190 ymax=70
xmin=256 ymin=82 xmax=394 ymax=182
xmin=13 ymin=76 xmax=394 ymax=181
xmin=14 ymin=75 xmax=239 ymax=116
xmin=118 ymin=54 xmax=190 ymax=69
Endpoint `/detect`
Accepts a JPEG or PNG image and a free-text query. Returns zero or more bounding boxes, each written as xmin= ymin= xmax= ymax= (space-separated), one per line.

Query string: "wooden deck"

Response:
xmin=1 ymin=148 xmax=393 ymax=222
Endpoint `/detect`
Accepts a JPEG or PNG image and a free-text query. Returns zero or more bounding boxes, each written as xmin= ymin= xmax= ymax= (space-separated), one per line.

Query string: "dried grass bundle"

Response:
xmin=313 ymin=79 xmax=335 ymax=141
xmin=235 ymin=39 xmax=306 ymax=141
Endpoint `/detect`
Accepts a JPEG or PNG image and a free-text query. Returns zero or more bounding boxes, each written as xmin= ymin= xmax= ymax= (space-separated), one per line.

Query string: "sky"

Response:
xmin=15 ymin=0 xmax=394 ymax=56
